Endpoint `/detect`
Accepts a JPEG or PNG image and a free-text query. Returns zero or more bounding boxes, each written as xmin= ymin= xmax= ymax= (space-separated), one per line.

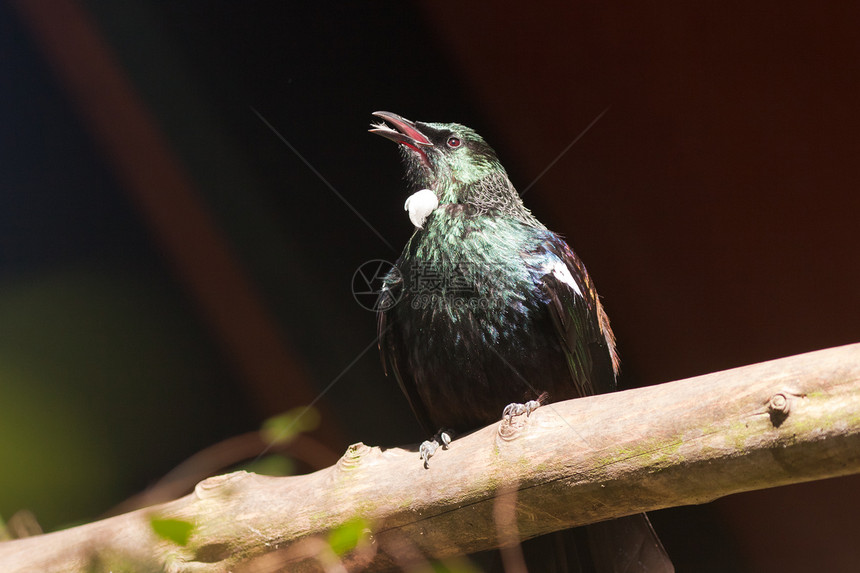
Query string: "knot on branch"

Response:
xmin=195 ymin=470 xmax=251 ymax=499
xmin=497 ymin=412 xmax=533 ymax=443
xmin=767 ymin=393 xmax=791 ymax=427
xmin=338 ymin=442 xmax=373 ymax=471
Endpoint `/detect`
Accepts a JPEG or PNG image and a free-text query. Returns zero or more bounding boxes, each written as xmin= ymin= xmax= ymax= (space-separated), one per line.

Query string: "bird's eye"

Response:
xmin=446 ymin=136 xmax=461 ymax=148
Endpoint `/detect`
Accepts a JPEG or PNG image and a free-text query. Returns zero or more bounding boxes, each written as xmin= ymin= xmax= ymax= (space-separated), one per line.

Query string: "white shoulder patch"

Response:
xmin=547 ymin=260 xmax=583 ymax=297
xmin=404 ymin=188 xmax=439 ymax=229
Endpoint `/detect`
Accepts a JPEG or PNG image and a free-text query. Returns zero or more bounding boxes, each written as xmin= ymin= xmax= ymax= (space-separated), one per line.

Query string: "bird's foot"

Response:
xmin=502 ymin=400 xmax=541 ymax=421
xmin=419 ymin=429 xmax=453 ymax=469
xmin=502 ymin=392 xmax=549 ymax=422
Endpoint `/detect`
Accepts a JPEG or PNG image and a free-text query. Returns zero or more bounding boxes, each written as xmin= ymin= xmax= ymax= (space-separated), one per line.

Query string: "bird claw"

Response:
xmin=503 ymin=399 xmax=543 ymax=422
xmin=419 ymin=430 xmax=453 ymax=468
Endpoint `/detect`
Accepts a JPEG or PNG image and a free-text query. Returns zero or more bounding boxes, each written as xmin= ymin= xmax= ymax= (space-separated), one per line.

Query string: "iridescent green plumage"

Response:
xmin=370 ymin=112 xmax=671 ymax=573
xmin=372 ymin=112 xmax=617 ymax=431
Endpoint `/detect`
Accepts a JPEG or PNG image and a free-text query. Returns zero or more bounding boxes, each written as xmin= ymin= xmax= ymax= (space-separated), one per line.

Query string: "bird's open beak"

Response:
xmin=369 ymin=111 xmax=433 ymax=152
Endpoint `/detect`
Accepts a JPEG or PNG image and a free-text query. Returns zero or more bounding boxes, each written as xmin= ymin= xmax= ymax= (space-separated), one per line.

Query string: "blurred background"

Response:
xmin=1 ymin=1 xmax=858 ymax=570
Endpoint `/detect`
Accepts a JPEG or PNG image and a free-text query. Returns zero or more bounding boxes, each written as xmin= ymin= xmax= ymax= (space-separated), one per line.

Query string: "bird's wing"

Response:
xmin=377 ymin=285 xmax=436 ymax=435
xmin=537 ymin=238 xmax=619 ymax=397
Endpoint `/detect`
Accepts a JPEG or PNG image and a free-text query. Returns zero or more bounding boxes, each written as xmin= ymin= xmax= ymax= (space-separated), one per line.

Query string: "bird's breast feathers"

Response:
xmin=396 ymin=205 xmax=587 ymax=329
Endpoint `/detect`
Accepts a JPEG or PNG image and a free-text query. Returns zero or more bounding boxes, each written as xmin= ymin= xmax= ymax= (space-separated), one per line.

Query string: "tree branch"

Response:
xmin=2 ymin=343 xmax=859 ymax=572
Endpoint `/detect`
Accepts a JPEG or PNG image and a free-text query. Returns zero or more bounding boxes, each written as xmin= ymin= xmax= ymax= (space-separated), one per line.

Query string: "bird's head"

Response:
xmin=369 ymin=111 xmax=509 ymax=204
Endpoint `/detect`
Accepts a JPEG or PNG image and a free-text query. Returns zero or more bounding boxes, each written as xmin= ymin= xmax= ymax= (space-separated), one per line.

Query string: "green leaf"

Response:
xmin=241 ymin=454 xmax=296 ymax=476
xmin=261 ymin=406 xmax=321 ymax=444
xmin=327 ymin=518 xmax=370 ymax=556
xmin=150 ymin=517 xmax=194 ymax=546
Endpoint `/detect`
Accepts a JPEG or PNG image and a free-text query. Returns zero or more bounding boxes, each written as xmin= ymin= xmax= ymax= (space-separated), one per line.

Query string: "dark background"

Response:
xmin=2 ymin=1 xmax=858 ymax=570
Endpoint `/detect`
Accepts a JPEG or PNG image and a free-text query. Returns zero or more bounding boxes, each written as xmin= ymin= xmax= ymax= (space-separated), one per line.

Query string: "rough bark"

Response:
xmin=1 ymin=343 xmax=858 ymax=572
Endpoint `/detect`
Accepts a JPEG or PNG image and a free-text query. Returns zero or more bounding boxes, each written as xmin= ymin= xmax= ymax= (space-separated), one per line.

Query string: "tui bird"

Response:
xmin=370 ymin=111 xmax=673 ymax=572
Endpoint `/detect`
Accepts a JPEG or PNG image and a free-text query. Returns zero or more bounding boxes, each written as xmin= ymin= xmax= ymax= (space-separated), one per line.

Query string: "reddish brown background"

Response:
xmin=3 ymin=1 xmax=858 ymax=570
